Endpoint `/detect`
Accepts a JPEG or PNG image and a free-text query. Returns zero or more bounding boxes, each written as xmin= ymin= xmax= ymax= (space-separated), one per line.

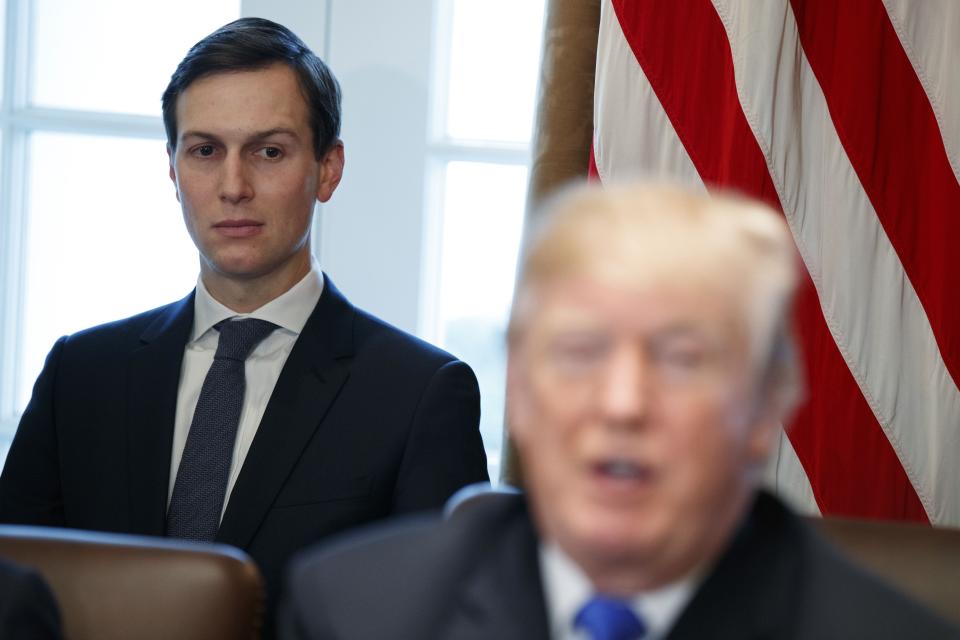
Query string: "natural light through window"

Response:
xmin=431 ymin=0 xmax=545 ymax=480
xmin=445 ymin=0 xmax=545 ymax=143
xmin=437 ymin=163 xmax=528 ymax=329
xmin=19 ymin=133 xmax=197 ymax=410
xmin=0 ymin=0 xmax=240 ymax=441
xmin=435 ymin=162 xmax=528 ymax=478
xmin=31 ymin=0 xmax=239 ymax=115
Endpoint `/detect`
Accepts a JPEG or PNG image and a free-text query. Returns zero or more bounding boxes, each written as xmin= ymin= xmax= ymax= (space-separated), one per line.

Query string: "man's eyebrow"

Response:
xmin=179 ymin=128 xmax=300 ymax=143
xmin=248 ymin=127 xmax=300 ymax=141
xmin=179 ymin=130 xmax=222 ymax=143
xmin=650 ymin=324 xmax=708 ymax=342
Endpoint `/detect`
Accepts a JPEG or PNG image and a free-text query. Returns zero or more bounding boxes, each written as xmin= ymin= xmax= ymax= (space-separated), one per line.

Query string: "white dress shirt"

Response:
xmin=168 ymin=261 xmax=324 ymax=516
xmin=538 ymin=542 xmax=699 ymax=640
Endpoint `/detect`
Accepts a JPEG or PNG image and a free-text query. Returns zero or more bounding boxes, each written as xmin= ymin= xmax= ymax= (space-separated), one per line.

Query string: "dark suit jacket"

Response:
xmin=281 ymin=491 xmax=959 ymax=640
xmin=0 ymin=559 xmax=63 ymax=640
xmin=0 ymin=277 xmax=488 ymax=633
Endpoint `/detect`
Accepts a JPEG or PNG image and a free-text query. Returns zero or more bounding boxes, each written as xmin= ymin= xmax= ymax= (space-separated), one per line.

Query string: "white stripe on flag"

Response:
xmin=711 ymin=0 xmax=960 ymax=526
xmin=763 ymin=429 xmax=821 ymax=517
xmin=882 ymin=0 xmax=960 ymax=183
xmin=593 ymin=0 xmax=703 ymax=187
xmin=595 ymin=0 xmax=822 ymax=515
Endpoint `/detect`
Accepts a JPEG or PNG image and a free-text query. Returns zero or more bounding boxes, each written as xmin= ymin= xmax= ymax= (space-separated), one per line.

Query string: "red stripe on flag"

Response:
xmin=588 ymin=143 xmax=601 ymax=181
xmin=791 ymin=0 xmax=960 ymax=390
xmin=609 ymin=0 xmax=928 ymax=521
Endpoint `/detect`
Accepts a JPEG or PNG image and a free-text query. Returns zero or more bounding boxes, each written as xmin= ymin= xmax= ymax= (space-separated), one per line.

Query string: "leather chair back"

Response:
xmin=812 ymin=516 xmax=960 ymax=626
xmin=0 ymin=525 xmax=263 ymax=640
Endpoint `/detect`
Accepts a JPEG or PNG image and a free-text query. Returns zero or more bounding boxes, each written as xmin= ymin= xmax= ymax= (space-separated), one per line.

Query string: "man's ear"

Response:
xmin=745 ymin=408 xmax=781 ymax=466
xmin=505 ymin=350 xmax=533 ymax=446
xmin=747 ymin=355 xmax=800 ymax=466
xmin=316 ymin=140 xmax=345 ymax=203
xmin=167 ymin=144 xmax=180 ymax=203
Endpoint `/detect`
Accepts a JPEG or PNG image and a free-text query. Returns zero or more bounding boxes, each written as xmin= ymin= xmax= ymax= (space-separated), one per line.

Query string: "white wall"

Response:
xmin=242 ymin=0 xmax=434 ymax=335
xmin=241 ymin=0 xmax=329 ymax=53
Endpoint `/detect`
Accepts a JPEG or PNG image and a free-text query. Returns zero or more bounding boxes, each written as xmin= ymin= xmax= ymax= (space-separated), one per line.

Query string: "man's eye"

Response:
xmin=547 ymin=338 xmax=609 ymax=373
xmin=661 ymin=349 xmax=703 ymax=368
xmin=651 ymin=344 xmax=709 ymax=381
xmin=258 ymin=147 xmax=283 ymax=160
xmin=194 ymin=144 xmax=215 ymax=157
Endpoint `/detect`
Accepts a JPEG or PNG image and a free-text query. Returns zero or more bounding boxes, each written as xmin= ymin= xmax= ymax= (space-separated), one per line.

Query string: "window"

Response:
xmin=0 ymin=0 xmax=240 ymax=456
xmin=18 ymin=133 xmax=199 ymax=411
xmin=423 ymin=0 xmax=546 ymax=481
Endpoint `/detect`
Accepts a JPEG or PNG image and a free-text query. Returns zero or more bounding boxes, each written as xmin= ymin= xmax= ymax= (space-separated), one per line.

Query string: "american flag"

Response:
xmin=590 ymin=0 xmax=960 ymax=526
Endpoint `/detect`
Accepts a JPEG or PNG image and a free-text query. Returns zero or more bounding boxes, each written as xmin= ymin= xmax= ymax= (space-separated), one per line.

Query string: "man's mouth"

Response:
xmin=213 ymin=219 xmax=263 ymax=238
xmin=597 ymin=460 xmax=647 ymax=479
xmin=590 ymin=459 xmax=655 ymax=492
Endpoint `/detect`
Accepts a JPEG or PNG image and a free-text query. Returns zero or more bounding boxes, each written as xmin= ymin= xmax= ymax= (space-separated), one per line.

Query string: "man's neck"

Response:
xmin=200 ymin=255 xmax=313 ymax=313
xmin=551 ymin=491 xmax=751 ymax=597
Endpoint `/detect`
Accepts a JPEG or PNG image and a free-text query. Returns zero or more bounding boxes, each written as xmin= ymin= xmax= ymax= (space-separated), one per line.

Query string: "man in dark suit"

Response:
xmin=282 ymin=183 xmax=958 ymax=639
xmin=0 ymin=17 xmax=488 ymax=632
xmin=0 ymin=559 xmax=63 ymax=640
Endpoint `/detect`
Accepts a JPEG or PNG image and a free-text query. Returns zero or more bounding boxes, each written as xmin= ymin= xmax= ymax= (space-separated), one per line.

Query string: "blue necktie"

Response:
xmin=575 ymin=595 xmax=647 ymax=640
xmin=166 ymin=318 xmax=277 ymax=541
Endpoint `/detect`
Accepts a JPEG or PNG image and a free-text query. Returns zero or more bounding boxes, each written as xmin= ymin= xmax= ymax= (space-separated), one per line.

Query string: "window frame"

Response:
xmin=0 ymin=0 xmax=252 ymax=441
xmin=418 ymin=0 xmax=545 ymax=480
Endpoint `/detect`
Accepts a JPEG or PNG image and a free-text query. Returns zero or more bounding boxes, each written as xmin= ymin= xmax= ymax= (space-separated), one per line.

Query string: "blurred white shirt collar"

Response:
xmin=538 ymin=542 xmax=699 ymax=640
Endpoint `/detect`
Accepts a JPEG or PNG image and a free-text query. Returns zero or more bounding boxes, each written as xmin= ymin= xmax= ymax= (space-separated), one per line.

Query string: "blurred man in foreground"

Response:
xmin=282 ymin=183 xmax=958 ymax=639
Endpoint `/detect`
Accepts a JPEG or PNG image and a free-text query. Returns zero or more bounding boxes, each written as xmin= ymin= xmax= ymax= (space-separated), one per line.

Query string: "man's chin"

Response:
xmin=201 ymin=246 xmax=310 ymax=284
xmin=205 ymin=265 xmax=266 ymax=282
xmin=200 ymin=253 xmax=275 ymax=281
xmin=562 ymin=505 xmax=664 ymax=560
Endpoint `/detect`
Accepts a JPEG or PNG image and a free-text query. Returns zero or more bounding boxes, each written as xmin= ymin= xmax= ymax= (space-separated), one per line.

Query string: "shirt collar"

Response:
xmin=191 ymin=258 xmax=324 ymax=342
xmin=538 ymin=542 xmax=699 ymax=640
xmin=540 ymin=542 xmax=592 ymax=639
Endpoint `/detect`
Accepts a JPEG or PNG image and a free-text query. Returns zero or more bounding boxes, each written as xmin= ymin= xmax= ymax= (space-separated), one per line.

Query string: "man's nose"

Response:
xmin=219 ymin=152 xmax=254 ymax=203
xmin=599 ymin=346 xmax=648 ymax=429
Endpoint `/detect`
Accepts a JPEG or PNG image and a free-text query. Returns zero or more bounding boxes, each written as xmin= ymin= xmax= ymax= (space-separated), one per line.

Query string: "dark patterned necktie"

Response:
xmin=166 ymin=318 xmax=277 ymax=541
xmin=575 ymin=595 xmax=647 ymax=640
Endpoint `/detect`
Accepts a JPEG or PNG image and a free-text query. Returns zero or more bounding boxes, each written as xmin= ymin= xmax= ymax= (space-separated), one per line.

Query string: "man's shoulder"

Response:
xmin=0 ymin=558 xmax=36 ymax=599
xmin=675 ymin=493 xmax=959 ymax=639
xmin=59 ymin=293 xmax=193 ymax=352
xmin=284 ymin=489 xmax=528 ymax=636
xmin=291 ymin=487 xmax=524 ymax=579
xmin=742 ymin=492 xmax=958 ymax=639
xmin=350 ymin=305 xmax=460 ymax=367
xmin=0 ymin=559 xmax=62 ymax=638
xmin=0 ymin=559 xmax=50 ymax=605
xmin=794 ymin=510 xmax=960 ymax=638
xmin=317 ymin=276 xmax=461 ymax=369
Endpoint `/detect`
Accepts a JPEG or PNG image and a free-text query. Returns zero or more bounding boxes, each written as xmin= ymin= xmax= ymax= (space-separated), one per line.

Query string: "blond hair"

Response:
xmin=509 ymin=181 xmax=803 ymax=420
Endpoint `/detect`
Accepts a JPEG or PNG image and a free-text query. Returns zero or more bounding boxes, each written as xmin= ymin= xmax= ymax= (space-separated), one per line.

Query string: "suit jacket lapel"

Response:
xmin=125 ymin=292 xmax=194 ymax=536
xmin=667 ymin=494 xmax=802 ymax=640
xmin=216 ymin=278 xmax=354 ymax=549
xmin=442 ymin=500 xmax=551 ymax=640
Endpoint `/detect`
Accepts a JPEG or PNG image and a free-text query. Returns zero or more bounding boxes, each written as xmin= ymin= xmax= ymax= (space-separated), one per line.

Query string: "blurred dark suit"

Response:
xmin=281 ymin=491 xmax=959 ymax=640
xmin=0 ymin=558 xmax=62 ymax=640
